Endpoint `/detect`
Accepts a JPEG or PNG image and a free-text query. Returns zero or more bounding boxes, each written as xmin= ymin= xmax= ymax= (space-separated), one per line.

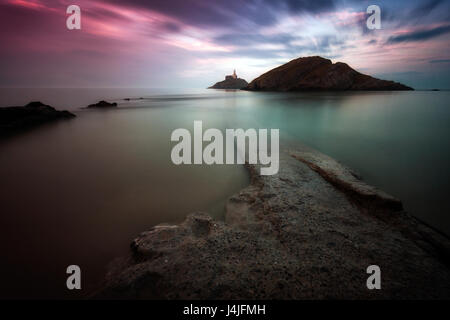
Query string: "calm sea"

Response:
xmin=0 ymin=88 xmax=449 ymax=298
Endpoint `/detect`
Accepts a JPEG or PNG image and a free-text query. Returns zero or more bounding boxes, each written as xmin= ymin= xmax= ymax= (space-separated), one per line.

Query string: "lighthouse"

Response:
xmin=225 ymin=70 xmax=238 ymax=81
xmin=208 ymin=69 xmax=248 ymax=89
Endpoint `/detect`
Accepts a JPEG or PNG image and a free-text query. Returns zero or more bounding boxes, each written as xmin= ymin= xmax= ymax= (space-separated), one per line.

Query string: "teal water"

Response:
xmin=216 ymin=90 xmax=450 ymax=234
xmin=0 ymin=88 xmax=449 ymax=298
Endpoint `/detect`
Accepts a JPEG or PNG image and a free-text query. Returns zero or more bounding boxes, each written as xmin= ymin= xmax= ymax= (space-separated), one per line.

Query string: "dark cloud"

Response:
xmin=161 ymin=22 xmax=182 ymax=33
xmin=410 ymin=0 xmax=444 ymax=18
xmin=387 ymin=25 xmax=450 ymax=43
xmin=371 ymin=0 xmax=449 ymax=31
xmin=277 ymin=0 xmax=336 ymax=13
xmin=105 ymin=0 xmax=336 ymax=29
xmin=429 ymin=59 xmax=450 ymax=63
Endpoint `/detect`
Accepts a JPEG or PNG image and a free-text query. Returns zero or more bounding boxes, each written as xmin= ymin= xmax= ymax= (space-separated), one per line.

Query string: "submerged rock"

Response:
xmin=244 ymin=56 xmax=413 ymax=91
xmin=0 ymin=101 xmax=75 ymax=136
xmin=87 ymin=100 xmax=118 ymax=108
xmin=96 ymin=146 xmax=450 ymax=299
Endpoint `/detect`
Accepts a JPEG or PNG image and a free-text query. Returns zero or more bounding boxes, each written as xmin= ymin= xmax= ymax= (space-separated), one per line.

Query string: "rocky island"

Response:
xmin=244 ymin=56 xmax=413 ymax=91
xmin=87 ymin=100 xmax=118 ymax=108
xmin=0 ymin=101 xmax=75 ymax=136
xmin=208 ymin=70 xmax=248 ymax=89
xmin=96 ymin=146 xmax=449 ymax=299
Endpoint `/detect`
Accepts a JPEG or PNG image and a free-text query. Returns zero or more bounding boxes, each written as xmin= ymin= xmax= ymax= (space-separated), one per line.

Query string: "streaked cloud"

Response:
xmin=387 ymin=25 xmax=450 ymax=43
xmin=0 ymin=0 xmax=449 ymax=88
xmin=429 ymin=59 xmax=450 ymax=63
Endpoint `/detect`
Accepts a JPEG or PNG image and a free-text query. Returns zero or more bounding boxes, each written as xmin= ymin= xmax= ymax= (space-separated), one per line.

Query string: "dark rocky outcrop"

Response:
xmin=124 ymin=97 xmax=145 ymax=101
xmin=209 ymin=78 xmax=248 ymax=89
xmin=0 ymin=101 xmax=75 ymax=136
xmin=87 ymin=100 xmax=118 ymax=108
xmin=208 ymin=72 xmax=248 ymax=89
xmin=96 ymin=146 xmax=449 ymax=299
xmin=244 ymin=56 xmax=413 ymax=91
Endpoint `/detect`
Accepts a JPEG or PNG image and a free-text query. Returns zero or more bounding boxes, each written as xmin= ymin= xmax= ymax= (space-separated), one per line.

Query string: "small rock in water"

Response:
xmin=0 ymin=101 xmax=75 ymax=136
xmin=87 ymin=100 xmax=118 ymax=108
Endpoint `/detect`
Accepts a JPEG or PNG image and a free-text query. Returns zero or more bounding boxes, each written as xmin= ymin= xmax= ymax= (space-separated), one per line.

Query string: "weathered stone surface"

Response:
xmin=0 ymin=101 xmax=75 ymax=136
xmin=291 ymin=149 xmax=403 ymax=213
xmin=96 ymin=147 xmax=450 ymax=299
xmin=244 ymin=56 xmax=413 ymax=91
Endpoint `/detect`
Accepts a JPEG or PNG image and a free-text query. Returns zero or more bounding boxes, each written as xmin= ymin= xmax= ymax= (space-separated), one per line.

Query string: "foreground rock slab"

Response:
xmin=0 ymin=101 xmax=75 ymax=136
xmin=96 ymin=147 xmax=450 ymax=299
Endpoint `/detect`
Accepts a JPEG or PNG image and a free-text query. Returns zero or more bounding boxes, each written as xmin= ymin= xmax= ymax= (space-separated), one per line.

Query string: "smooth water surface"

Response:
xmin=0 ymin=88 xmax=449 ymax=298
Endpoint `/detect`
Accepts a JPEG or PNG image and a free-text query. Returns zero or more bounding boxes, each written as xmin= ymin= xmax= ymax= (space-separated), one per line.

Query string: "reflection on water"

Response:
xmin=0 ymin=88 xmax=449 ymax=298
xmin=0 ymin=100 xmax=250 ymax=298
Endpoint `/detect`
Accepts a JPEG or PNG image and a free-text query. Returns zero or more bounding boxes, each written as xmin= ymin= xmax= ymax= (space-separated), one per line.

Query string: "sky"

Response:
xmin=0 ymin=0 xmax=449 ymax=89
